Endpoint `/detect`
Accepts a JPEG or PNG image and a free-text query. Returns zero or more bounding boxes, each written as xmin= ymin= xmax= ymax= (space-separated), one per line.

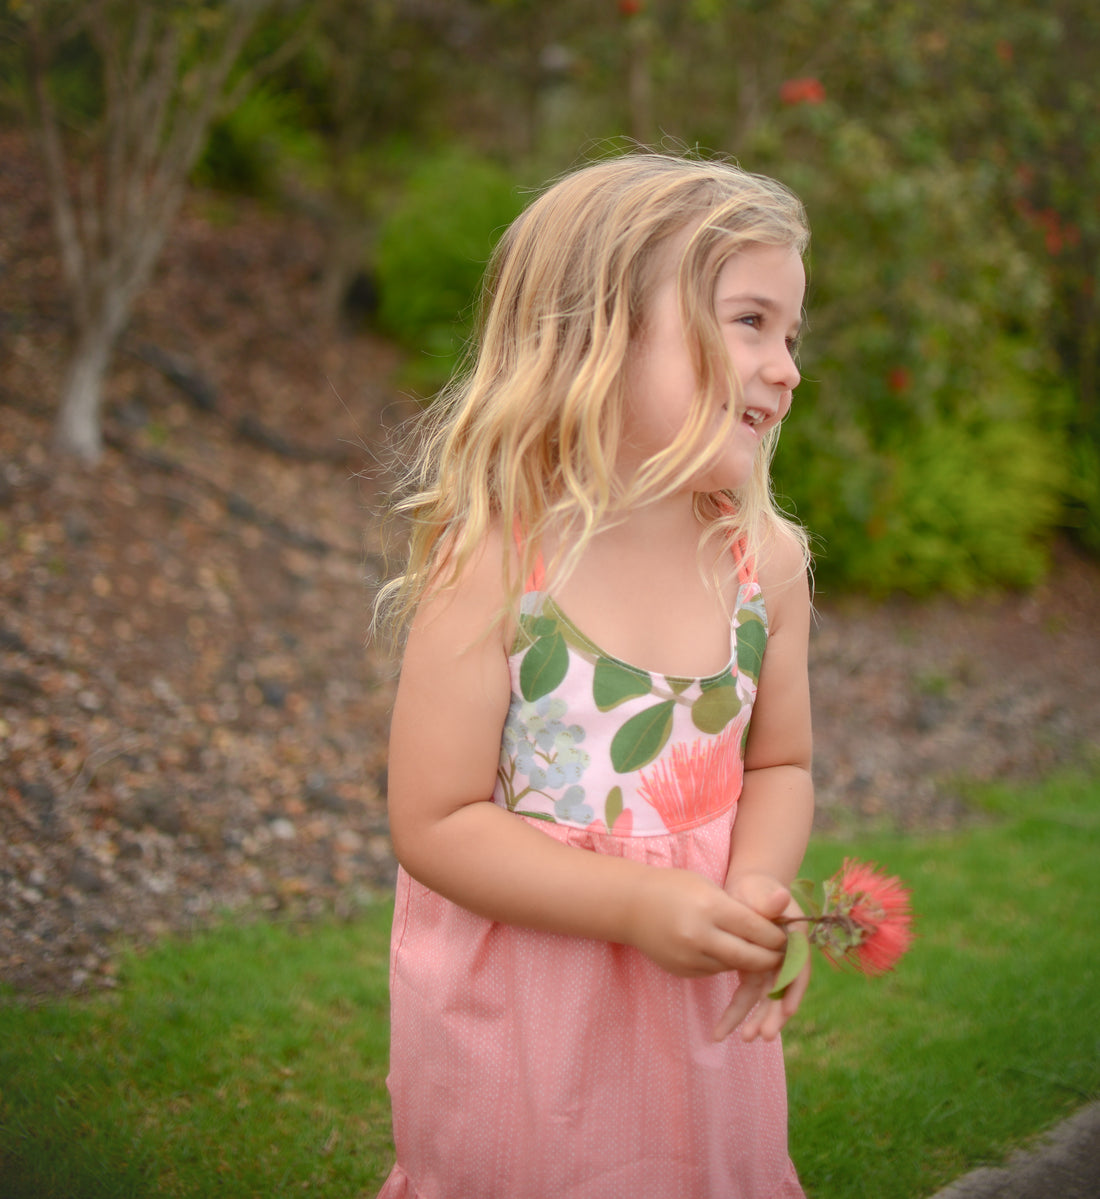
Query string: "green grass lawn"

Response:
xmin=0 ymin=907 xmax=397 ymax=1198
xmin=789 ymin=771 xmax=1100 ymax=1196
xmin=1 ymin=771 xmax=1097 ymax=1198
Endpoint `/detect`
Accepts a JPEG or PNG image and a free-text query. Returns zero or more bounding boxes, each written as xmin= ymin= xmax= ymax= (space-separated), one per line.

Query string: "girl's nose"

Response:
xmin=767 ymin=343 xmax=800 ymax=392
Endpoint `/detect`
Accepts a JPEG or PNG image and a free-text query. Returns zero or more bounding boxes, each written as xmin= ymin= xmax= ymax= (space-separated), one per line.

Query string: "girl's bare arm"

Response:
xmin=727 ymin=527 xmax=815 ymax=889
xmin=386 ymin=528 xmax=788 ymax=979
xmin=717 ymin=525 xmax=815 ymax=1039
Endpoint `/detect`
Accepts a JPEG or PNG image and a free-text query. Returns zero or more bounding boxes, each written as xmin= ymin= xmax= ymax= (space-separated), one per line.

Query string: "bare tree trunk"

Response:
xmin=308 ymin=0 xmax=379 ymax=334
xmin=53 ymin=264 xmax=141 ymax=458
xmin=55 ymin=313 xmax=120 ymax=461
xmin=316 ymin=211 xmax=367 ymax=333
xmin=21 ymin=0 xmax=286 ymax=464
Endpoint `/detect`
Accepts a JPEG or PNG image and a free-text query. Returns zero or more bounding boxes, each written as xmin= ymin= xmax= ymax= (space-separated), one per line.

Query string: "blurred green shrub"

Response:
xmin=1065 ymin=437 xmax=1100 ymax=555
xmin=755 ymin=107 xmax=1070 ymax=595
xmin=374 ymin=149 xmax=526 ymax=390
xmin=192 ymin=85 xmax=311 ymax=197
xmin=777 ymin=404 xmax=1067 ymax=597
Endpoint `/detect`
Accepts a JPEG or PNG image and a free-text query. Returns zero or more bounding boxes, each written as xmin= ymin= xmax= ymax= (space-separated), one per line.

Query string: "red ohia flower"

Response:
xmin=617 ymin=0 xmax=643 ymax=15
xmin=822 ymin=859 xmax=914 ymax=975
xmin=780 ymin=77 xmax=826 ymax=106
xmin=887 ymin=367 xmax=912 ymax=394
xmin=770 ymin=857 xmax=914 ymax=998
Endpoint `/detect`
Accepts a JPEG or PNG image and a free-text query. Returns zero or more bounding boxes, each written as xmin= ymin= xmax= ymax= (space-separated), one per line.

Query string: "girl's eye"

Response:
xmin=737 ymin=314 xmax=762 ymax=330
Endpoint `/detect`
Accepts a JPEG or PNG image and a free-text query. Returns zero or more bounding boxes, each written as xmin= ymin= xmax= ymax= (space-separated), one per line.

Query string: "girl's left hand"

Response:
xmin=712 ymin=874 xmax=811 ymax=1042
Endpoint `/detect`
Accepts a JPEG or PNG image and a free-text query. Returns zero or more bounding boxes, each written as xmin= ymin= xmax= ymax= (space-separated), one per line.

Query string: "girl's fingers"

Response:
xmin=712 ymin=974 xmax=769 ymax=1041
xmin=725 ymin=953 xmax=812 ymax=1043
xmin=714 ymin=901 xmax=788 ymax=955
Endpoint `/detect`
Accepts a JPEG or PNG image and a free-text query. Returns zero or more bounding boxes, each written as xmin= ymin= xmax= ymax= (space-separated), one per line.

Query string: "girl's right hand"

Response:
xmin=623 ymin=867 xmax=788 ymax=977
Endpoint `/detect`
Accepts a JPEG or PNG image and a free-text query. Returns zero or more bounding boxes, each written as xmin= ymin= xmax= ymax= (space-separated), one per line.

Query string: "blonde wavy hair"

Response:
xmin=377 ymin=151 xmax=810 ymax=640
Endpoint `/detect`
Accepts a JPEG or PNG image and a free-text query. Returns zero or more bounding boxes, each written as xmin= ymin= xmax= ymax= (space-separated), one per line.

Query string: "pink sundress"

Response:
xmin=379 ymin=550 xmax=804 ymax=1199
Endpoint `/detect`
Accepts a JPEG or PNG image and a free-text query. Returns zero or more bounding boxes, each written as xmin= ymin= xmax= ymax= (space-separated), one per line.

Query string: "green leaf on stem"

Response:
xmin=769 ymin=925 xmax=810 ymax=999
xmin=791 ymin=877 xmax=820 ymax=916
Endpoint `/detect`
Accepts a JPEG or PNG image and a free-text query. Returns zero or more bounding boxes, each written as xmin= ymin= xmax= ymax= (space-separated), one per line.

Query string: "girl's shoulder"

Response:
xmin=416 ymin=518 xmax=516 ymax=650
xmin=750 ymin=519 xmax=811 ymax=630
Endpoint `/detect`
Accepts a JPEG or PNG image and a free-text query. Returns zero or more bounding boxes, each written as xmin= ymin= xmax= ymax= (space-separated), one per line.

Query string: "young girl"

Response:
xmin=377 ymin=152 xmax=814 ymax=1199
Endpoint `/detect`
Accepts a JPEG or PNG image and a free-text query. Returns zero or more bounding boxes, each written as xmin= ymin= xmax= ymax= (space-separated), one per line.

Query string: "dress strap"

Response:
xmin=511 ymin=523 xmax=546 ymax=592
xmin=732 ymin=535 xmax=757 ymax=587
xmin=712 ymin=495 xmax=756 ymax=587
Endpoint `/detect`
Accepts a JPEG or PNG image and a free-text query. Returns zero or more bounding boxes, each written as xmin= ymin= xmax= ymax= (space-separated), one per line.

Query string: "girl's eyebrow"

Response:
xmin=716 ymin=293 xmax=781 ymax=311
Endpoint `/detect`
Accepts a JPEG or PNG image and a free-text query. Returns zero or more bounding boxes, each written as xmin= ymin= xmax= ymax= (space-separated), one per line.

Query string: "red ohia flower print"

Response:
xmin=637 ymin=724 xmax=744 ymax=830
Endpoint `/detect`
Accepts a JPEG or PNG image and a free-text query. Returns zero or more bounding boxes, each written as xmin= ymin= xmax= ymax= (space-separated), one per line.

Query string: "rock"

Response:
xmin=270 ymin=818 xmax=297 ymax=842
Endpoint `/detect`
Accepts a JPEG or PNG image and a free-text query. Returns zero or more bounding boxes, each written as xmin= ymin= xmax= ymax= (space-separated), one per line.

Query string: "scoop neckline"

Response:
xmin=532 ymin=593 xmax=738 ymax=687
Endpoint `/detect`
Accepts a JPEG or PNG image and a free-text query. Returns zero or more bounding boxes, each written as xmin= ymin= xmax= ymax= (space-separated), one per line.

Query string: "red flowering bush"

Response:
xmin=887 ymin=366 xmax=912 ymax=394
xmin=770 ymin=859 xmax=914 ymax=997
xmin=779 ymin=77 xmax=826 ymax=106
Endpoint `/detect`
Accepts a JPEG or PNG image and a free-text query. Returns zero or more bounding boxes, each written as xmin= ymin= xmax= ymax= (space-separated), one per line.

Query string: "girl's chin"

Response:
xmin=693 ymin=452 xmax=757 ymax=494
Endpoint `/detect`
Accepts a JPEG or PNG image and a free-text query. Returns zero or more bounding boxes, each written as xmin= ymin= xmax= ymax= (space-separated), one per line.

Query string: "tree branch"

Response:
xmin=25 ymin=23 xmax=85 ymax=303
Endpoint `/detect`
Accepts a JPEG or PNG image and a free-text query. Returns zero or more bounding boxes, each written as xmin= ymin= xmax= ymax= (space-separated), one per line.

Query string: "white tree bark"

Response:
xmin=55 ymin=318 xmax=118 ymax=461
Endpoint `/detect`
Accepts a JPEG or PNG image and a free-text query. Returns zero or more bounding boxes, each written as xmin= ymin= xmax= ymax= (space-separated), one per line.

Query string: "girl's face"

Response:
xmin=620 ymin=238 xmax=806 ymax=496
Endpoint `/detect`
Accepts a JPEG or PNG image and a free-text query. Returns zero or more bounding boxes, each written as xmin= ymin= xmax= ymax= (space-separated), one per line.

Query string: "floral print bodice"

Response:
xmin=493 ymin=571 xmax=768 ymax=837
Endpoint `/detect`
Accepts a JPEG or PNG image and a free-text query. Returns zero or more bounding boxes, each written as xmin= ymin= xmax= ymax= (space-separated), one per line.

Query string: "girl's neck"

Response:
xmin=541 ymin=491 xmax=722 ymax=592
xmin=608 ymin=487 xmax=700 ymax=536
xmin=544 ymin=495 xmax=740 ymax=678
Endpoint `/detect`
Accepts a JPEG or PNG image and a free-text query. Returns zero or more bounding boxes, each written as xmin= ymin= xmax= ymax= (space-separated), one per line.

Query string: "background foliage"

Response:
xmin=5 ymin=0 xmax=1098 ymax=593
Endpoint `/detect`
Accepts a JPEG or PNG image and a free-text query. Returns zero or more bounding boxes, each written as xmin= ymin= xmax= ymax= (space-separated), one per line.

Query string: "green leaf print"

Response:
xmin=610 ymin=700 xmax=676 ymax=773
xmin=516 ymin=613 xmax=559 ymax=649
xmin=593 ymin=656 xmax=653 ymax=711
xmin=690 ymin=680 xmax=741 ymax=734
xmin=605 ymin=786 xmax=624 ymax=830
xmin=528 ymin=615 xmax=559 ymax=638
xmin=519 ymin=632 xmax=569 ymax=701
xmin=735 ymin=614 xmax=767 ymax=684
